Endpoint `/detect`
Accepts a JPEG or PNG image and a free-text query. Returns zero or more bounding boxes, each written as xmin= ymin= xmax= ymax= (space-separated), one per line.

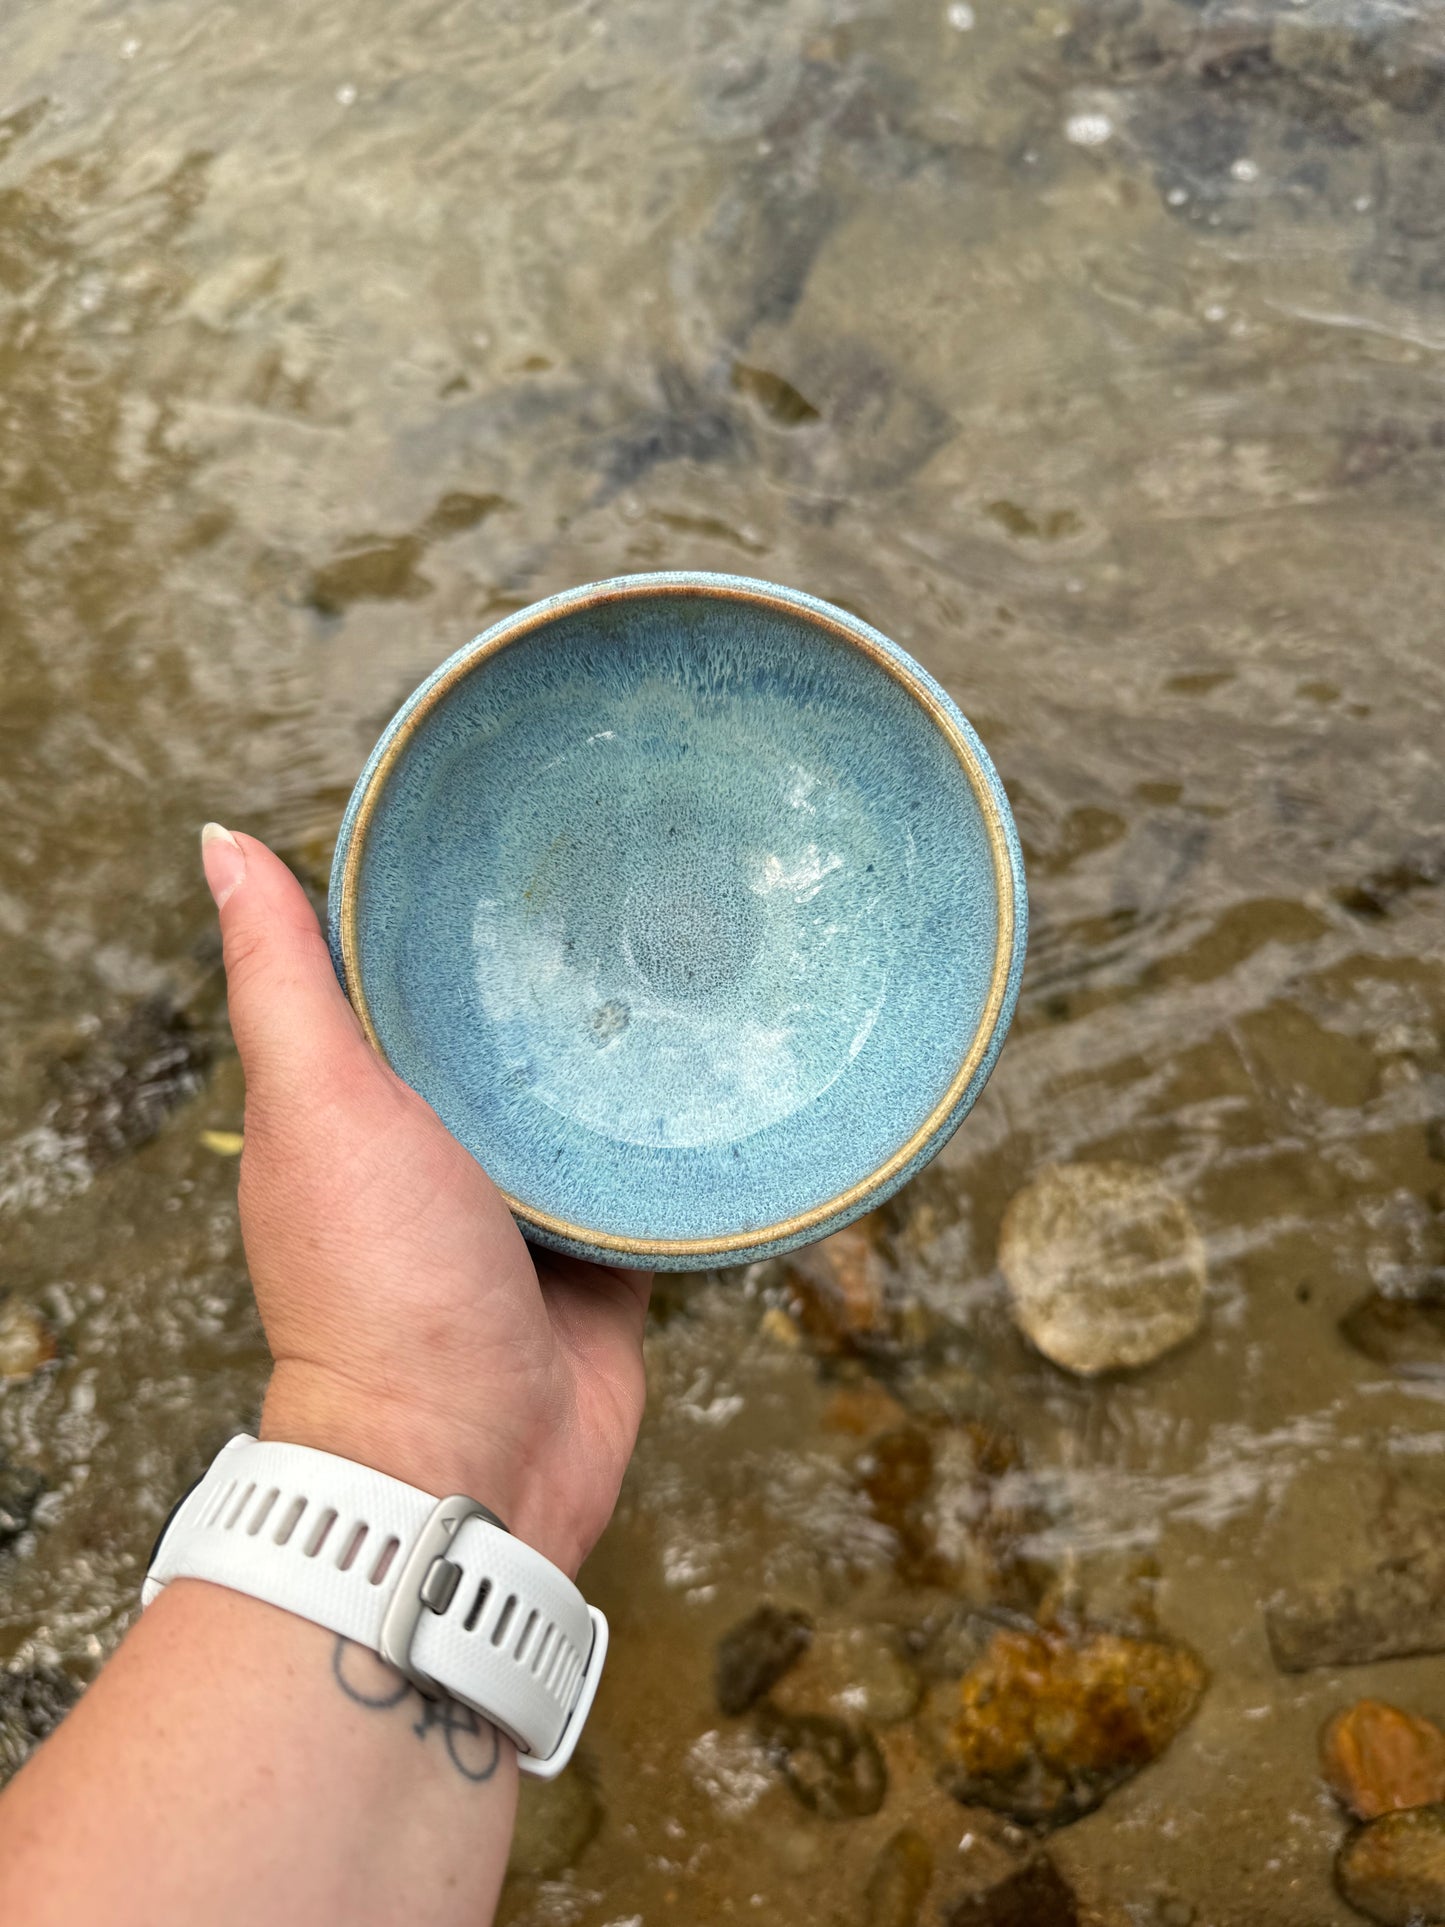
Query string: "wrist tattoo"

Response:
xmin=331 ymin=1638 xmax=503 ymax=1783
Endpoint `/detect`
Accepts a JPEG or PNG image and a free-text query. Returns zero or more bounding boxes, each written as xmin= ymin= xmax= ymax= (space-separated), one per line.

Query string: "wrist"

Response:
xmin=260 ymin=1362 xmax=584 ymax=1578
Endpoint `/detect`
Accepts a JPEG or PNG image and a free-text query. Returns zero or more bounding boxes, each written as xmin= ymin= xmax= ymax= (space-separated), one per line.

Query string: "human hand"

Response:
xmin=201 ymin=825 xmax=651 ymax=1579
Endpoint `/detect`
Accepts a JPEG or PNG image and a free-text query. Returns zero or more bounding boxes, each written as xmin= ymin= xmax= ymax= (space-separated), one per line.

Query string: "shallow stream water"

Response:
xmin=2 ymin=1 xmax=1445 ymax=1921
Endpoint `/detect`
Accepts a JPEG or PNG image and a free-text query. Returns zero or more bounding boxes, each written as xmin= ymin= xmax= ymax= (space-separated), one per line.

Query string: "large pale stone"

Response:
xmin=999 ymin=1161 xmax=1206 ymax=1376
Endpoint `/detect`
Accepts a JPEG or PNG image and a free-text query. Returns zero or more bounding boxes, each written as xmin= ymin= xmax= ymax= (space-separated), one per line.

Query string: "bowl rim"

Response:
xmin=332 ymin=571 xmax=1023 ymax=1261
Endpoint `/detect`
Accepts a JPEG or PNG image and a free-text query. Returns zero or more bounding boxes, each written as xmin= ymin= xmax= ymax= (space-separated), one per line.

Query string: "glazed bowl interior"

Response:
xmin=334 ymin=579 xmax=1020 ymax=1262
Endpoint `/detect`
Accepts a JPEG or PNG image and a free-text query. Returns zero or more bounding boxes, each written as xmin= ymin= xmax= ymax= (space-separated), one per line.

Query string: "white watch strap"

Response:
xmin=142 ymin=1436 xmax=606 ymax=1779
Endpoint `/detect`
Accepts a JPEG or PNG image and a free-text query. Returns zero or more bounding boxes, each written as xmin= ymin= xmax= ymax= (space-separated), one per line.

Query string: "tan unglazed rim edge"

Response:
xmin=338 ymin=578 xmax=1018 ymax=1260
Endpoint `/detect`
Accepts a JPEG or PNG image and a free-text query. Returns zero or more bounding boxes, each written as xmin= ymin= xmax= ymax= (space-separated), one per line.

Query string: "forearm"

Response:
xmin=0 ymin=1580 xmax=519 ymax=1927
xmin=0 ymin=824 xmax=649 ymax=1927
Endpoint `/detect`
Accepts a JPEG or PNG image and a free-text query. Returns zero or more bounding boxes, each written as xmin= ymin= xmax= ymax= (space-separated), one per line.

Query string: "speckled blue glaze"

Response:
xmin=329 ymin=574 xmax=1027 ymax=1269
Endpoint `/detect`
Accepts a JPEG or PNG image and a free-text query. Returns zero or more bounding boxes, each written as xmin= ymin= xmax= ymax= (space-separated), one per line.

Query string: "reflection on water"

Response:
xmin=2 ymin=0 xmax=1444 ymax=1919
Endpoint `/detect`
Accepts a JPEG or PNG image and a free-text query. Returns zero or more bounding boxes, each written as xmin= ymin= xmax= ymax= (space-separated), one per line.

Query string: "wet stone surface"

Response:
xmin=1268 ymin=1530 xmax=1445 ymax=1673
xmin=754 ymin=1705 xmax=888 ymax=1821
xmin=769 ymin=1624 xmax=922 ymax=1728
xmin=998 ymin=1162 xmax=1207 ymax=1376
xmin=851 ymin=1416 xmax=1042 ymax=1603
xmin=922 ymin=1620 xmax=1208 ymax=1827
xmin=715 ymin=1605 xmax=813 ymax=1717
xmin=1322 ymin=1700 xmax=1445 ymax=1821
xmin=1336 ymin=1804 xmax=1445 ymax=1926
xmin=781 ymin=1214 xmax=920 ymax=1358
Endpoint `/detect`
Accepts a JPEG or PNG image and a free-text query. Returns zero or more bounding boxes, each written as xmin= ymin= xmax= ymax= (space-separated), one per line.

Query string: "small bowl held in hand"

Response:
xmin=329 ymin=573 xmax=1026 ymax=1270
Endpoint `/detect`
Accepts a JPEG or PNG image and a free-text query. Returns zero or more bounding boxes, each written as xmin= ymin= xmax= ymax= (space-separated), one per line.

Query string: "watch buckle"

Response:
xmin=376 ymin=1494 xmax=503 ymax=1695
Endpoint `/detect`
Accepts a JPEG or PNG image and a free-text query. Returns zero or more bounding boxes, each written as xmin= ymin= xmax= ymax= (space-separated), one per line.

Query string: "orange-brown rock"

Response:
xmin=854 ymin=1420 xmax=1042 ymax=1602
xmin=783 ymin=1217 xmax=891 ymax=1354
xmin=0 ymin=1297 xmax=56 ymax=1382
xmin=854 ymin=1425 xmax=945 ymax=1583
xmin=1322 ymin=1701 xmax=1445 ymax=1820
xmin=924 ymin=1621 xmax=1208 ymax=1826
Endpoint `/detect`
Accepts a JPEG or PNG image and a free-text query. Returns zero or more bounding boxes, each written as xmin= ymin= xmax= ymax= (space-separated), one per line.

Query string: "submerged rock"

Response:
xmin=0 ymin=1664 xmax=78 ymax=1783
xmin=945 ymin=1853 xmax=1079 ymax=1927
xmin=755 ymin=1705 xmax=887 ymax=1820
xmin=923 ymin=1621 xmax=1207 ymax=1826
xmin=863 ymin=1828 xmax=933 ymax=1927
xmin=306 ymin=492 xmax=508 ymax=616
xmin=730 ymin=361 xmax=821 ymax=427
xmin=508 ymin=1757 xmax=603 ymax=1878
xmin=1337 ymin=1805 xmax=1445 ymax=1926
xmin=0 ymin=1454 xmax=44 ymax=1552
xmin=998 ymin=1162 xmax=1206 ymax=1376
xmin=854 ymin=1425 xmax=938 ymax=1579
xmin=715 ymin=1605 xmax=813 ymax=1716
xmin=769 ymin=1625 xmax=922 ymax=1728
xmin=1268 ymin=1541 xmax=1445 ymax=1672
xmin=1341 ymin=1294 xmax=1445 ymax=1376
xmin=783 ymin=1215 xmax=895 ymax=1356
xmin=853 ymin=1418 xmax=1043 ymax=1602
xmin=47 ymin=993 xmax=211 ymax=1164
xmin=1335 ymin=842 xmax=1445 ymax=920
xmin=0 ymin=1295 xmax=56 ymax=1381
xmin=1322 ymin=1701 xmax=1445 ymax=1821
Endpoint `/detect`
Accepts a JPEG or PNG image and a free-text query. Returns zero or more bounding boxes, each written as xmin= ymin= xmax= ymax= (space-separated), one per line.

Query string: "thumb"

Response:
xmin=201 ymin=823 xmax=369 ymax=1104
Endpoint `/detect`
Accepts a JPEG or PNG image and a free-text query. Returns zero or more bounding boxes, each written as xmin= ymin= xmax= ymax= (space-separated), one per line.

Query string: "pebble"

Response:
xmin=0 ymin=1296 xmax=56 ymax=1382
xmin=0 ymin=1664 xmax=78 ymax=1784
xmin=864 ymin=1828 xmax=933 ymax=1927
xmin=1340 ymin=1295 xmax=1445 ymax=1377
xmin=945 ymin=1853 xmax=1079 ymax=1927
xmin=854 ymin=1425 xmax=937 ymax=1577
xmin=923 ymin=1621 xmax=1207 ymax=1825
xmin=769 ymin=1625 xmax=922 ymax=1727
xmin=1267 ymin=1548 xmax=1445 ymax=1672
xmin=782 ymin=1215 xmax=897 ymax=1356
xmin=715 ymin=1605 xmax=813 ymax=1716
xmin=1322 ymin=1701 xmax=1445 ymax=1820
xmin=854 ymin=1419 xmax=1039 ymax=1600
xmin=1337 ymin=1805 xmax=1445 ymax=1926
xmin=47 ymin=992 xmax=211 ymax=1165
xmin=998 ymin=1161 xmax=1207 ymax=1376
xmin=508 ymin=1758 xmax=604 ymax=1878
xmin=755 ymin=1706 xmax=887 ymax=1820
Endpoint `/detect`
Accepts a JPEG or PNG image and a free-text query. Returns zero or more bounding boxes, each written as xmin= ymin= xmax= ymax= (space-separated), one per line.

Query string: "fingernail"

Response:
xmin=201 ymin=822 xmax=245 ymax=909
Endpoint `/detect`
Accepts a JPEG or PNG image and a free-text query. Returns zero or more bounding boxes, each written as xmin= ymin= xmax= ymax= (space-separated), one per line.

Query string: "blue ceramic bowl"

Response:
xmin=329 ymin=573 xmax=1026 ymax=1270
